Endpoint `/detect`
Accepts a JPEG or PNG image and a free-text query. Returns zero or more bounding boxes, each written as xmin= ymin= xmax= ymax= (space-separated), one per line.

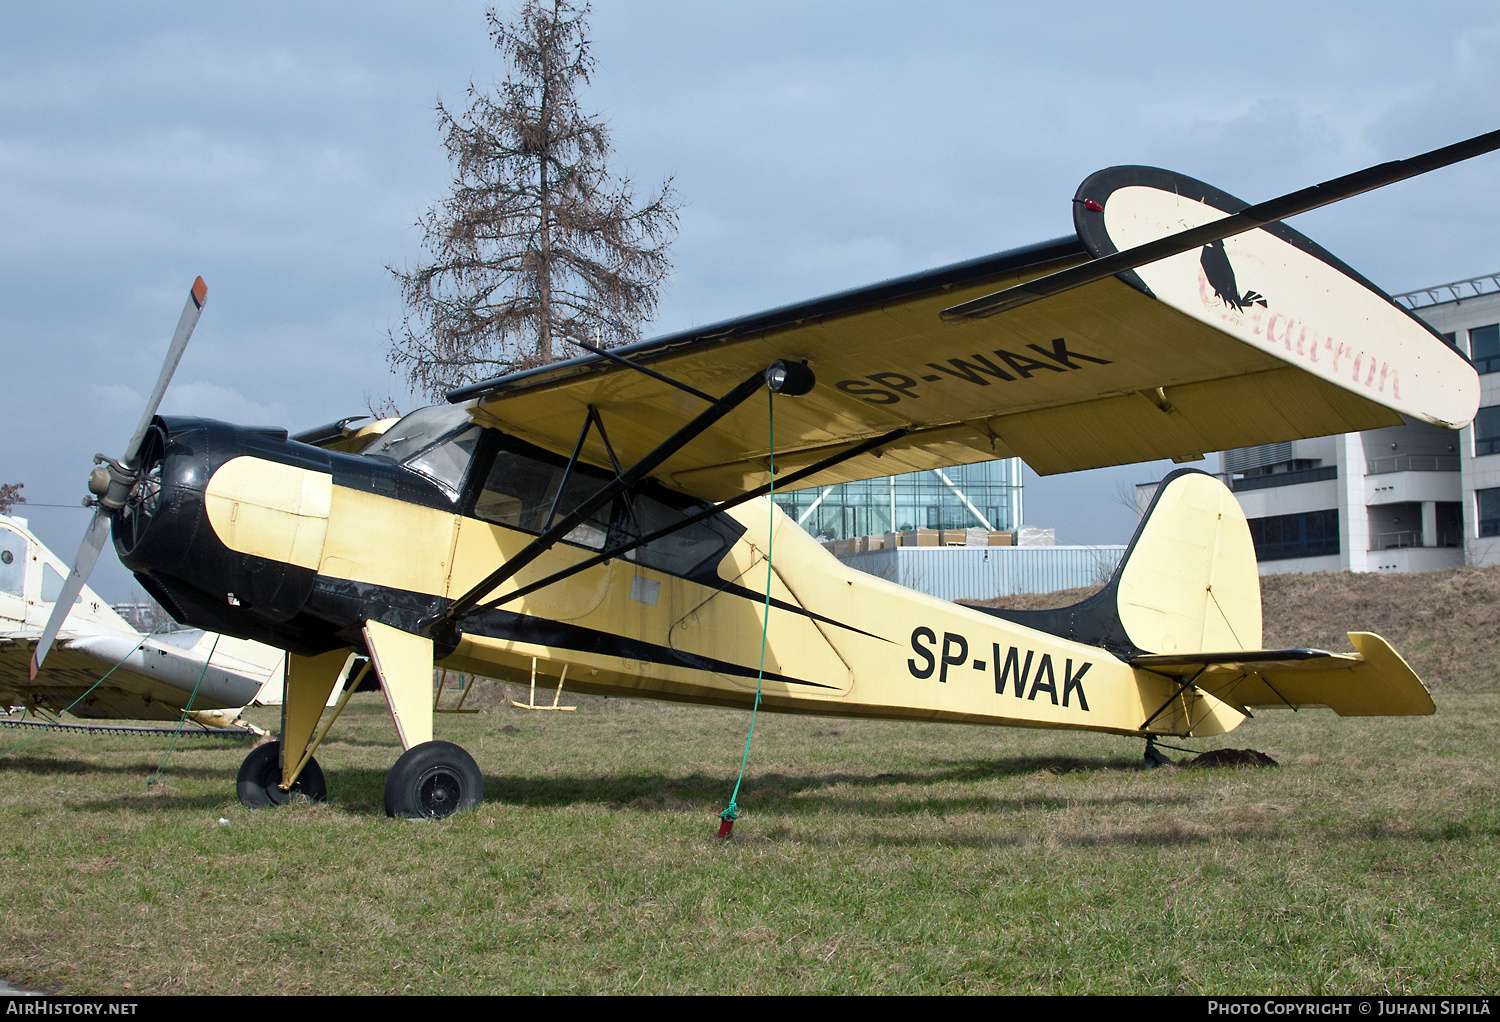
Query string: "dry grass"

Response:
xmin=2 ymin=569 xmax=1498 ymax=995
xmin=967 ymin=565 xmax=1500 ymax=689
xmin=1 ymin=681 xmax=1498 ymax=995
xmin=1257 ymin=567 xmax=1500 ymax=689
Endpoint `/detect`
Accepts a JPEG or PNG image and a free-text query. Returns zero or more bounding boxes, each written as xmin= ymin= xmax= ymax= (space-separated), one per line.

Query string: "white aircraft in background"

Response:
xmin=0 ymin=513 xmax=285 ymax=730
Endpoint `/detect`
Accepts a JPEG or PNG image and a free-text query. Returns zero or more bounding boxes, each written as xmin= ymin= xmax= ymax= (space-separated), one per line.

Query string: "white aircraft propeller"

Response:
xmin=29 ymin=277 xmax=209 ymax=680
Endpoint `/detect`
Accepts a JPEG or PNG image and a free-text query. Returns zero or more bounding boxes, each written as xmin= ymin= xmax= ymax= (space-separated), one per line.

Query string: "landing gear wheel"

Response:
xmin=384 ymin=741 xmax=482 ymax=820
xmin=1143 ymin=738 xmax=1173 ymax=770
xmin=236 ymin=741 xmax=327 ymax=808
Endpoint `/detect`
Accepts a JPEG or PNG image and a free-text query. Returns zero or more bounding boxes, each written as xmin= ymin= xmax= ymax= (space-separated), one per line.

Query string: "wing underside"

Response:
xmin=448 ymin=168 xmax=1476 ymax=503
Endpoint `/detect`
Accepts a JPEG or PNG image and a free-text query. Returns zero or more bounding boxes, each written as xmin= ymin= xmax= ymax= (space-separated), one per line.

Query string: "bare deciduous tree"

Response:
xmin=0 ymin=483 xmax=23 ymax=515
xmin=389 ymin=0 xmax=679 ymax=400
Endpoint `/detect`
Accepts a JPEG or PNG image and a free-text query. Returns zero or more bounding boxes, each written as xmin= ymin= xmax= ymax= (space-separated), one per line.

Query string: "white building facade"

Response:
xmin=1218 ymin=273 xmax=1500 ymax=575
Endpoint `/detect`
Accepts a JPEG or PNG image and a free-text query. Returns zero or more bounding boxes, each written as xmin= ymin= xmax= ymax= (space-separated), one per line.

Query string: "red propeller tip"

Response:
xmin=191 ymin=277 xmax=208 ymax=308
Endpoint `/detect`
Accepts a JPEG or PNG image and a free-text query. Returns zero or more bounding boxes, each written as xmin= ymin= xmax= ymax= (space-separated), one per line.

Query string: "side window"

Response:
xmin=41 ymin=563 xmax=65 ymax=603
xmin=475 ymin=447 xmax=612 ymax=550
xmin=469 ymin=437 xmax=737 ymax=571
xmin=621 ymin=493 xmax=730 ymax=577
xmin=0 ymin=528 xmax=24 ymax=597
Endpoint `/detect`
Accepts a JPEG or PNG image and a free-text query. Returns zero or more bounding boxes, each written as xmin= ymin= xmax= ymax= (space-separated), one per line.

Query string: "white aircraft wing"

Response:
xmin=0 ymin=514 xmax=284 ymax=725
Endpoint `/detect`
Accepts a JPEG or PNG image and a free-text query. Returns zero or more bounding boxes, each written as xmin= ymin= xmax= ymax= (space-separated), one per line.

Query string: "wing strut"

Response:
xmin=546 ymin=405 xmax=639 ymax=536
xmin=454 ymin=425 xmax=912 ymax=620
xmin=441 ymin=366 xmax=775 ymax=626
xmin=565 ymin=336 xmax=718 ymax=404
xmin=942 ymin=126 xmax=1500 ymax=320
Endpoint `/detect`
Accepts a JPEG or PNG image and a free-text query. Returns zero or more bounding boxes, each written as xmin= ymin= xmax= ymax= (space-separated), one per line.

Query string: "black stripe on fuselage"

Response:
xmin=313 ymin=576 xmax=841 ymax=690
xmin=711 ymin=580 xmax=893 ymax=644
xmin=460 ymin=606 xmax=840 ymax=690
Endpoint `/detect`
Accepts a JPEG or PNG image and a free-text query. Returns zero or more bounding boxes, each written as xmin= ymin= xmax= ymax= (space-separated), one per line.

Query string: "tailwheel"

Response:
xmin=236 ymin=741 xmax=327 ymax=808
xmin=384 ymin=741 xmax=483 ymax=820
xmin=1143 ymin=737 xmax=1173 ymax=770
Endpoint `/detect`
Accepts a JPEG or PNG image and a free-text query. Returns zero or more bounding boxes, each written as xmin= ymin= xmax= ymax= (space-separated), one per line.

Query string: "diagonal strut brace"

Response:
xmin=461 ymin=426 xmax=912 ymax=618
xmin=1139 ymin=665 xmax=1208 ymax=733
xmin=440 ymin=367 xmax=771 ymax=627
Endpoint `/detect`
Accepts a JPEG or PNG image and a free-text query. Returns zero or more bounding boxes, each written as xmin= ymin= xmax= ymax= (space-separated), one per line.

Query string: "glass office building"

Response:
xmin=772 ymin=457 xmax=1024 ymax=541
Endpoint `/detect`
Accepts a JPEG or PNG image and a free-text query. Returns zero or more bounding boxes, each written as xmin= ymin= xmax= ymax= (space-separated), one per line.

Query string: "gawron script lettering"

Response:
xmin=1203 ymin=270 xmax=1402 ymax=402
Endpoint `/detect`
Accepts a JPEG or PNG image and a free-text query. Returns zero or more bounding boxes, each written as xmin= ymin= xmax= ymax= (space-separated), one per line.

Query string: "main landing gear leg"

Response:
xmin=237 ymin=648 xmax=350 ymax=808
xmin=234 ymin=645 xmax=351 ymax=804
xmin=363 ymin=621 xmax=484 ymax=820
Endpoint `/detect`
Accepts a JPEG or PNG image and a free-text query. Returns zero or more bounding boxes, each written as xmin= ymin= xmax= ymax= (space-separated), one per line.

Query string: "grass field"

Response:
xmin=2 ymin=679 xmax=1498 ymax=995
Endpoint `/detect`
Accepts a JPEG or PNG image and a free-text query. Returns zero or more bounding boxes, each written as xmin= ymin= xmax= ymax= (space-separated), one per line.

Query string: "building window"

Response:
xmin=773 ymin=459 xmax=1020 ymax=541
xmin=1470 ymin=324 xmax=1500 ymax=374
xmin=1246 ymin=509 xmax=1340 ymax=561
xmin=1475 ymin=406 xmax=1500 ymax=457
xmin=1478 ymin=489 xmax=1500 ymax=538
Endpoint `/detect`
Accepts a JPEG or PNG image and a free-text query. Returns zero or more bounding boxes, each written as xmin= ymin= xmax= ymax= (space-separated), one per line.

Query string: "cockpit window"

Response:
xmin=404 ymin=427 xmax=483 ymax=499
xmin=365 ymin=405 xmax=474 ymax=465
xmin=470 ymin=437 xmax=733 ymax=569
xmin=620 ymin=493 xmax=730 ymax=577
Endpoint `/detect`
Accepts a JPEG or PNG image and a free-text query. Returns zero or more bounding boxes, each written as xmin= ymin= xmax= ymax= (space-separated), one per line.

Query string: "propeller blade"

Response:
xmin=121 ymin=276 xmax=207 ymax=465
xmin=29 ymin=509 xmax=111 ymax=679
xmin=33 ymin=276 xmax=209 ymax=680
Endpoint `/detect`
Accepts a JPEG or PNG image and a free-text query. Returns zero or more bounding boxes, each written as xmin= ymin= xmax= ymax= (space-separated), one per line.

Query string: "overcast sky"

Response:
xmin=5 ymin=2 xmax=1500 ymax=602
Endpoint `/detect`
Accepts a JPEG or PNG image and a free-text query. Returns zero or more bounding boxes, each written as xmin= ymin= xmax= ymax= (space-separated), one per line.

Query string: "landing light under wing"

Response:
xmin=450 ymin=168 xmax=1477 ymax=502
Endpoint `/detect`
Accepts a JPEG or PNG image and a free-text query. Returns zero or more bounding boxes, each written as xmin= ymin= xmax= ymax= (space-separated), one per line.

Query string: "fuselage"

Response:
xmin=117 ymin=411 xmax=1227 ymax=739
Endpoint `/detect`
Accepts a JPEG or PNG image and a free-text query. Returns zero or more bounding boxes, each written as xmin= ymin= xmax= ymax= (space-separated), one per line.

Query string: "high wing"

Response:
xmin=0 ymin=514 xmax=283 ymax=724
xmin=1131 ymin=633 xmax=1434 ymax=717
xmin=449 ymin=166 xmax=1478 ymax=502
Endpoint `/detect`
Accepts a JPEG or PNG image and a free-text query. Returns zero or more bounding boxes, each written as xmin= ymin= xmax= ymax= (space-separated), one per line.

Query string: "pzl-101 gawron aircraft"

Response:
xmin=31 ymin=130 xmax=1497 ymax=818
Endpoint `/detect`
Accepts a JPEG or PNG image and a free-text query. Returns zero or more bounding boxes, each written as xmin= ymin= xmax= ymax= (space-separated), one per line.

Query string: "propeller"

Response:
xmin=29 ymin=277 xmax=208 ymax=680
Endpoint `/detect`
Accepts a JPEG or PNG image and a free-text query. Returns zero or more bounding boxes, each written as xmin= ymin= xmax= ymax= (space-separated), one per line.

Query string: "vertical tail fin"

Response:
xmin=976 ymin=469 xmax=1262 ymax=658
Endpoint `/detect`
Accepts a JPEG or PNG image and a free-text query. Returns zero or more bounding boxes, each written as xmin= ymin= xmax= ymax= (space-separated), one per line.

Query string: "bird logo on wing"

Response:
xmin=1200 ymin=239 xmax=1267 ymax=312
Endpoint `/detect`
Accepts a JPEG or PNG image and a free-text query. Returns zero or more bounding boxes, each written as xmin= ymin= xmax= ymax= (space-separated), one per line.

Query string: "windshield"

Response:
xmin=365 ymin=405 xmax=473 ymax=464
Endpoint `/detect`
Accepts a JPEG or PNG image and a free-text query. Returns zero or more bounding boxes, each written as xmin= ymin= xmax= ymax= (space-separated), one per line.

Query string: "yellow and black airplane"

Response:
xmin=30 ymin=134 xmax=1495 ymax=818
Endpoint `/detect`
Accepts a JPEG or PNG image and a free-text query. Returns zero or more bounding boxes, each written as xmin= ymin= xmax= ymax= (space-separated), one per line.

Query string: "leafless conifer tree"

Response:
xmin=389 ymin=0 xmax=679 ymax=400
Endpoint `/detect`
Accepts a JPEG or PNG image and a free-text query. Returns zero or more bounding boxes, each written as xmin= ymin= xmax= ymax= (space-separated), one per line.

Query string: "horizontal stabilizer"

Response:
xmin=1131 ymin=632 xmax=1434 ymax=717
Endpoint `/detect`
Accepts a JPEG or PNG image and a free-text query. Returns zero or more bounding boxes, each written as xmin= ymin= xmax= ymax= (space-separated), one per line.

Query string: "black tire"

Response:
xmin=236 ymin=741 xmax=328 ymax=808
xmin=384 ymin=741 xmax=482 ymax=819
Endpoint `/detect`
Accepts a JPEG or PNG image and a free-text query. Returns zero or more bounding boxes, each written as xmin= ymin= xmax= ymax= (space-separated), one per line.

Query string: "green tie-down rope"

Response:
xmin=1 ymin=623 xmax=167 ymax=762
xmin=149 ymin=632 xmax=221 ymax=788
xmin=719 ymin=388 xmax=775 ymax=838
